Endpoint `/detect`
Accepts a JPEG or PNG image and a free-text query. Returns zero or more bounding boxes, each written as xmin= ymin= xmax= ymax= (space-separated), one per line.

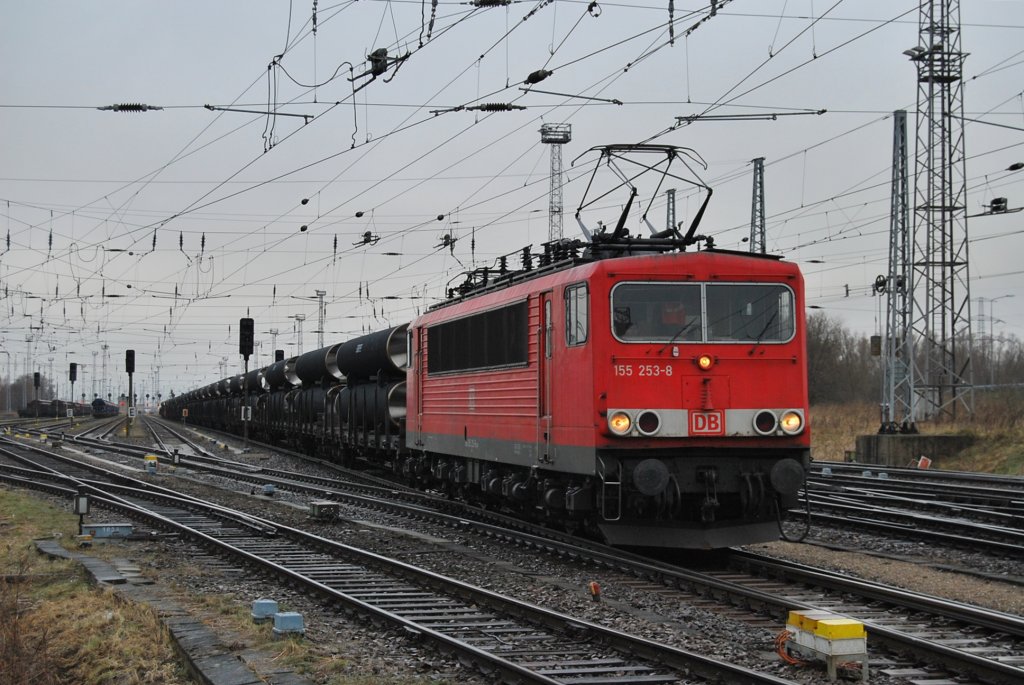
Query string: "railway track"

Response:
xmin=809 ymin=464 xmax=1024 ymax=518
xmin=808 ymin=480 xmax=1024 ymax=528
xmin=138 ymin=418 xmax=1024 ymax=562
xmin=797 ymin=463 xmax=1024 ymax=556
xmin=811 ymin=461 xmax=1024 ymax=497
xmin=0 ymin=443 xmax=795 ymax=685
xmin=2 ymin=428 xmax=1023 ymax=684
xmin=797 ymin=492 xmax=1024 ymax=557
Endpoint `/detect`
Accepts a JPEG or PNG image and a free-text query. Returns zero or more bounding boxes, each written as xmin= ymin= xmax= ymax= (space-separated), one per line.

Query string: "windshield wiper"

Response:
xmin=748 ymin=311 xmax=778 ymax=355
xmin=659 ymin=319 xmax=697 ymax=353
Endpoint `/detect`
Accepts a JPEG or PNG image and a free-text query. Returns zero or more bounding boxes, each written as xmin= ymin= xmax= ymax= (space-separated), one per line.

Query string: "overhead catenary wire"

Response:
xmin=4 ymin=1 xmax=1023 ymax=390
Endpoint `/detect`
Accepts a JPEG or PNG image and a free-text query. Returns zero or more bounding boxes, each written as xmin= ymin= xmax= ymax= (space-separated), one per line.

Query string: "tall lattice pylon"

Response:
xmin=907 ymin=0 xmax=972 ymax=420
xmin=291 ymin=314 xmax=306 ymax=354
xmin=881 ymin=110 xmax=915 ymax=432
xmin=540 ymin=124 xmax=572 ymax=242
xmin=315 ymin=289 xmax=327 ymax=350
xmin=749 ymin=157 xmax=766 ymax=253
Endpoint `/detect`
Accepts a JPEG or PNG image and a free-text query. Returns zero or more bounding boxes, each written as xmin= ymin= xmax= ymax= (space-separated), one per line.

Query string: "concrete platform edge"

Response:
xmin=34 ymin=538 xmax=316 ymax=685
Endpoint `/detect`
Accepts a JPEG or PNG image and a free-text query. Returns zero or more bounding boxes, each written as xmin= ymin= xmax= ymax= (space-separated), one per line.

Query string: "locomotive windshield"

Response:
xmin=611 ymin=282 xmax=794 ymax=343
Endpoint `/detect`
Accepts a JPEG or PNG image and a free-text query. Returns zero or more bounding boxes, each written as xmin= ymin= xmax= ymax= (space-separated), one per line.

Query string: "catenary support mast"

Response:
xmin=749 ymin=157 xmax=766 ymax=253
xmin=908 ymin=0 xmax=973 ymax=420
xmin=540 ymin=124 xmax=572 ymax=242
xmin=881 ymin=110 xmax=915 ymax=432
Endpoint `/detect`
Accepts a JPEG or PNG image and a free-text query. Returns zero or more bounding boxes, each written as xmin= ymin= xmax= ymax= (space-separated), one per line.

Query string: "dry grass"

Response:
xmin=810 ymin=389 xmax=1024 ymax=474
xmin=0 ymin=487 xmax=191 ymax=685
xmin=942 ymin=390 xmax=1024 ymax=474
xmin=809 ymin=402 xmax=879 ymax=462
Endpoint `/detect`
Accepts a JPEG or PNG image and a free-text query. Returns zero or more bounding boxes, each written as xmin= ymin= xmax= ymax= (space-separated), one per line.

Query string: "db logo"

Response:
xmin=689 ymin=411 xmax=724 ymax=435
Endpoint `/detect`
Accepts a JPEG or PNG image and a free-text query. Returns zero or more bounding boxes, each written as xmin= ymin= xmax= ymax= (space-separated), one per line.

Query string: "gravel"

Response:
xmin=12 ymin=425 xmax=1023 ymax=684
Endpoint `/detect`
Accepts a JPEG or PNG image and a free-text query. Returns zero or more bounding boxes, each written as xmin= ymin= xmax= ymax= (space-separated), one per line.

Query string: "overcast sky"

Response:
xmin=2 ymin=0 xmax=1023 ymax=401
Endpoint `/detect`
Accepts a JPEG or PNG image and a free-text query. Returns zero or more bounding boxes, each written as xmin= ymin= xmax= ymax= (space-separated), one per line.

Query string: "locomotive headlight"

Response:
xmin=753 ymin=410 xmax=778 ymax=435
xmin=636 ymin=410 xmax=661 ymax=436
xmin=608 ymin=411 xmax=632 ymax=435
xmin=780 ymin=410 xmax=804 ymax=435
xmin=696 ymin=354 xmax=715 ymax=371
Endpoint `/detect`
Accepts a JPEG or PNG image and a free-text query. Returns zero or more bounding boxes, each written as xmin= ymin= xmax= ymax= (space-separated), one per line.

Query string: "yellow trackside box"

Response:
xmin=785 ymin=610 xmax=868 ymax=681
xmin=816 ymin=618 xmax=866 ymax=640
xmin=787 ymin=610 xmax=866 ymax=639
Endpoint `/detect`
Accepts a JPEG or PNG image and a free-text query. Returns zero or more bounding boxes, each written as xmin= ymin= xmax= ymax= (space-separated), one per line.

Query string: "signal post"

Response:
xmin=33 ymin=372 xmax=40 ymax=420
xmin=69 ymin=363 xmax=77 ymax=419
xmin=240 ymin=318 xmax=254 ymax=446
xmin=125 ymin=350 xmax=135 ymax=437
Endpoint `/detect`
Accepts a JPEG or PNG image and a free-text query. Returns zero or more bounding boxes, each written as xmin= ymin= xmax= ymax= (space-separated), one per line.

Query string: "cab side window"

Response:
xmin=565 ymin=283 xmax=588 ymax=346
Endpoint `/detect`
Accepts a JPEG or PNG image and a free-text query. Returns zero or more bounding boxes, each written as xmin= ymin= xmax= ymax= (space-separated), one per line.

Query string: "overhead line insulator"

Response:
xmin=467 ymin=103 xmax=526 ymax=112
xmin=97 ymin=103 xmax=164 ymax=112
xmin=525 ymin=69 xmax=553 ymax=85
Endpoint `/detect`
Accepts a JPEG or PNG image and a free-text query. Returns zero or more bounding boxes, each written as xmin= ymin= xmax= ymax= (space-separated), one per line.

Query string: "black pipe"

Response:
xmin=336 ymin=324 xmax=408 ymax=381
xmin=295 ymin=343 xmax=344 ymax=385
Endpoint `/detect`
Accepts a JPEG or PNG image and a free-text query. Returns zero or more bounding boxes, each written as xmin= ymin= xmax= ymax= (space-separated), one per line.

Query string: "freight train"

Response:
xmin=161 ymin=233 xmax=811 ymax=549
xmin=18 ymin=398 xmax=93 ymax=418
xmin=91 ymin=398 xmax=121 ymax=418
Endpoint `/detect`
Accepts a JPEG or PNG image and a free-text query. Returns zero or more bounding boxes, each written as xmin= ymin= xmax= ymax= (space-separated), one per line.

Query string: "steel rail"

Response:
xmin=799 ymin=496 xmax=1024 ymax=556
xmin=7 ymin=432 xmax=1022 ymax=684
xmin=0 ymin=464 xmax=797 ymax=685
xmin=728 ymin=550 xmax=1024 ymax=637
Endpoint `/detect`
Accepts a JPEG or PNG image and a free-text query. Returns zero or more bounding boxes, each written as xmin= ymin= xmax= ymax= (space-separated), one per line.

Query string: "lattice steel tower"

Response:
xmin=881 ymin=110 xmax=915 ymax=431
xmin=540 ymin=124 xmax=572 ymax=242
xmin=749 ymin=157 xmax=766 ymax=253
xmin=907 ymin=0 xmax=973 ymax=420
xmin=291 ymin=314 xmax=306 ymax=354
xmin=315 ymin=289 xmax=327 ymax=349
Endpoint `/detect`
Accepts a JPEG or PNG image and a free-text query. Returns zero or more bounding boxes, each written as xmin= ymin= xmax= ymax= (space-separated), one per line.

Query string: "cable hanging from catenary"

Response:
xmin=522 ymin=0 xmax=602 ymax=91
xmin=668 ymin=0 xmax=674 ymax=46
xmin=169 ymin=0 xmax=546 ymax=258
xmin=420 ymin=0 xmax=438 ymax=48
xmin=68 ymin=1 xmax=868 ymax=328
xmin=312 ymin=0 xmax=319 ymax=100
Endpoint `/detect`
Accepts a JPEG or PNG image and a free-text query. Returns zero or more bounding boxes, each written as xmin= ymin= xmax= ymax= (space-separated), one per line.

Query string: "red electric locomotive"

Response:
xmin=161 ymin=144 xmax=810 ymax=549
xmin=406 ymin=245 xmax=809 ymax=548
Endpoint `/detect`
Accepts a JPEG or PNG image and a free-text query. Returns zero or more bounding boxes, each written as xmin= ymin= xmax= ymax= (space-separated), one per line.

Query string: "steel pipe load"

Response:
xmin=336 ymin=324 xmax=408 ymax=381
xmin=288 ymin=386 xmax=326 ymax=422
xmin=284 ymin=357 xmax=300 ymax=387
xmin=295 ymin=343 xmax=344 ymax=385
xmin=228 ymin=375 xmax=243 ymax=395
xmin=338 ymin=381 xmax=406 ymax=428
xmin=243 ymin=369 xmax=263 ymax=393
xmin=262 ymin=359 xmax=291 ymax=390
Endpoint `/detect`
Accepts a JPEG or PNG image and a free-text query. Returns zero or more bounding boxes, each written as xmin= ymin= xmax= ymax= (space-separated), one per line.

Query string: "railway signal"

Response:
xmin=69 ymin=363 xmax=78 ymax=418
xmin=239 ymin=317 xmax=254 ymax=445
xmin=239 ymin=317 xmax=254 ymax=358
xmin=33 ymin=371 xmax=40 ymax=419
xmin=125 ymin=349 xmax=135 ymax=436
